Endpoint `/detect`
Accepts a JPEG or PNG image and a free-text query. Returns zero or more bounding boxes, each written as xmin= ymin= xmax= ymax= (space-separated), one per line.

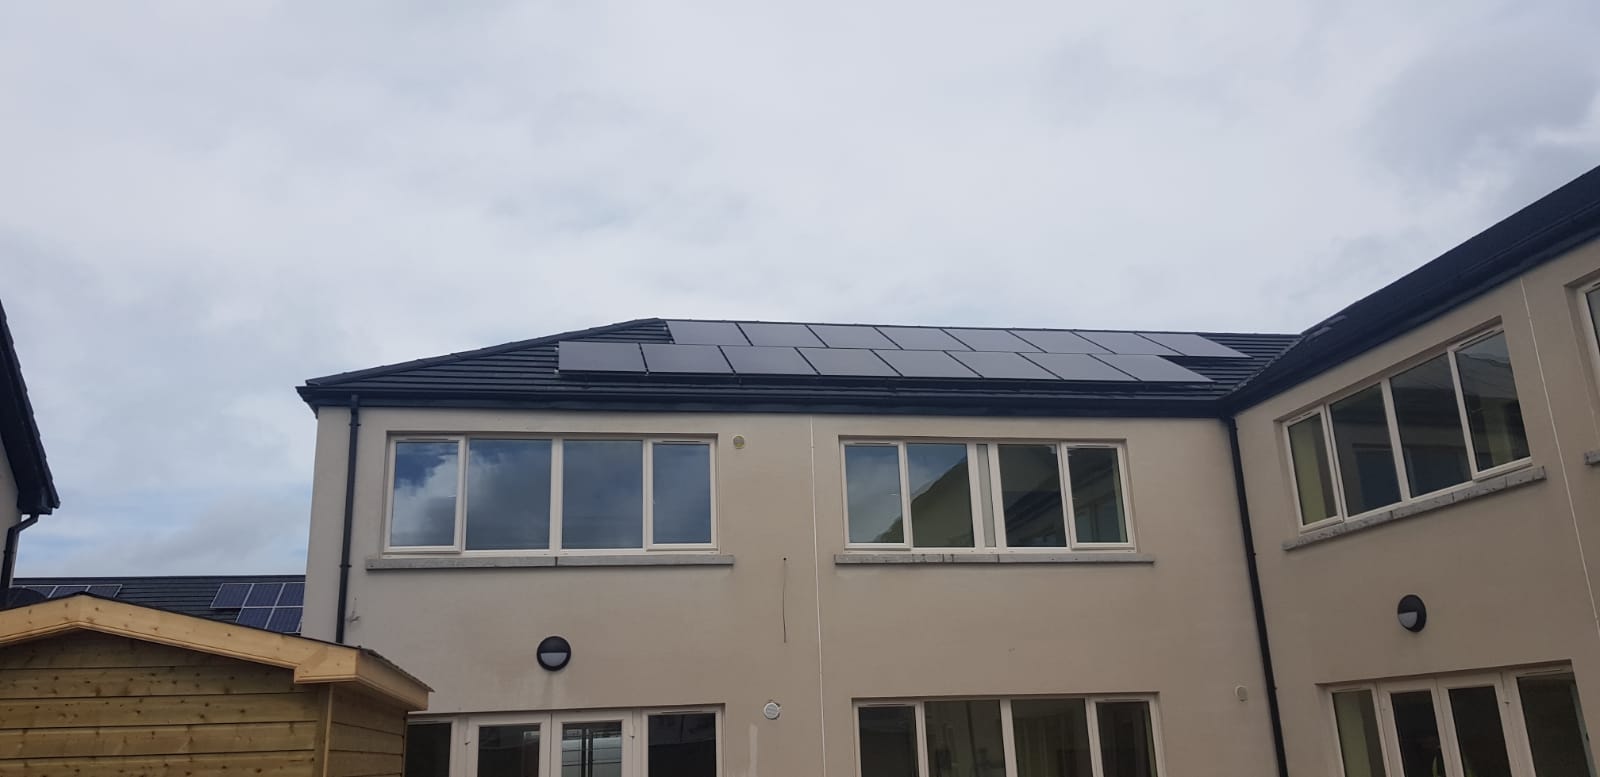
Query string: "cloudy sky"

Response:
xmin=3 ymin=1 xmax=1597 ymax=576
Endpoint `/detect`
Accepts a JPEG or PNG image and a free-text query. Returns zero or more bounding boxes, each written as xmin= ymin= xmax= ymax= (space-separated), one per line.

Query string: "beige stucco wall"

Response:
xmin=1233 ymin=237 xmax=1600 ymax=776
xmin=0 ymin=441 xmax=19 ymax=532
xmin=304 ymin=407 xmax=1278 ymax=776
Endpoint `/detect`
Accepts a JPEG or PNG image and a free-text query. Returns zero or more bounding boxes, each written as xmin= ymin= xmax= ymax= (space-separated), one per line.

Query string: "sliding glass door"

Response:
xmin=407 ymin=709 xmax=718 ymax=777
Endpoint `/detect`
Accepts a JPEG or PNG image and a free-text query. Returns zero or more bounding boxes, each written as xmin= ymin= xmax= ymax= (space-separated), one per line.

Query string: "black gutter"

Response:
xmin=1225 ymin=417 xmax=1288 ymax=777
xmin=335 ymin=395 xmax=360 ymax=644
xmin=0 ymin=514 xmax=40 ymax=593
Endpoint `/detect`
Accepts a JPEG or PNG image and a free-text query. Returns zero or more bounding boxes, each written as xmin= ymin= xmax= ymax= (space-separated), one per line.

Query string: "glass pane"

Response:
xmin=479 ymin=724 xmax=541 ymax=777
xmin=1332 ymin=690 xmax=1387 ymax=777
xmin=1455 ymin=333 xmax=1530 ymax=470
xmin=561 ymin=441 xmax=643 ymax=549
xmin=561 ymin=721 xmax=623 ymax=777
xmin=1390 ymin=356 xmax=1471 ymax=495
xmin=858 ymin=706 xmax=919 ymax=777
xmin=1391 ymin=690 xmax=1444 ymax=777
xmin=998 ymin=445 xmax=1067 ymax=547
xmin=648 ymin=713 xmax=717 ymax=777
xmin=908 ymin=444 xmax=975 ymax=548
xmin=1448 ymin=686 xmax=1513 ymax=777
xmin=1068 ymin=447 xmax=1128 ymax=544
xmin=405 ymin=722 xmax=453 ymax=777
xmin=1519 ymin=673 xmax=1598 ymax=777
xmin=1012 ymin=698 xmax=1093 ymax=777
xmin=392 ymin=441 xmax=460 ymax=547
xmin=1288 ymin=415 xmax=1339 ymax=524
xmin=1097 ymin=701 xmax=1158 ymax=777
xmin=925 ymin=699 xmax=1007 ymax=777
xmin=467 ymin=440 xmax=552 ymax=550
xmin=653 ymin=443 xmax=713 ymax=545
xmin=846 ymin=445 xmax=905 ymax=544
xmin=1330 ymin=386 xmax=1403 ymax=515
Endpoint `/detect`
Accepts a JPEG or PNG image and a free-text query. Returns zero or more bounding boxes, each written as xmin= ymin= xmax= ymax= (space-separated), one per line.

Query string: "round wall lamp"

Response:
xmin=1397 ymin=595 xmax=1427 ymax=633
xmin=537 ymin=636 xmax=572 ymax=671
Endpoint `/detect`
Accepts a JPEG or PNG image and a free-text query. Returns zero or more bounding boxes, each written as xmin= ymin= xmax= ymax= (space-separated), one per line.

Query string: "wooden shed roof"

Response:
xmin=0 ymin=594 xmax=430 ymax=710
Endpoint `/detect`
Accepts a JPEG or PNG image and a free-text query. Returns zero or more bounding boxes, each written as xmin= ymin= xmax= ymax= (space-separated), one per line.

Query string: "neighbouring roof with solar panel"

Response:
xmin=16 ymin=574 xmax=306 ymax=634
xmin=300 ymin=318 xmax=1300 ymax=417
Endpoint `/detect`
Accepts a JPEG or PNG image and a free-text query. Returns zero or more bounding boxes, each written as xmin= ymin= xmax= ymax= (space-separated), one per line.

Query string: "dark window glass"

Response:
xmin=1391 ymin=691 xmax=1443 ymax=777
xmin=1068 ymin=448 xmax=1127 ymax=544
xmin=1332 ymin=690 xmax=1386 ymax=777
xmin=479 ymin=723 xmax=541 ymax=776
xmin=1448 ymin=686 xmax=1513 ymax=777
xmin=561 ymin=721 xmax=623 ymax=777
xmin=1455 ymin=333 xmax=1530 ymax=470
xmin=392 ymin=441 xmax=460 ymax=546
xmin=1390 ymin=355 xmax=1471 ymax=495
xmin=648 ymin=713 xmax=717 ymax=777
xmin=1097 ymin=701 xmax=1158 ymax=777
xmin=858 ymin=706 xmax=919 ymax=777
xmin=925 ymin=700 xmax=1006 ymax=777
xmin=466 ymin=439 xmax=552 ymax=550
xmin=908 ymin=444 xmax=974 ymax=548
xmin=846 ymin=446 xmax=904 ymax=544
xmin=405 ymin=722 xmax=452 ymax=777
xmin=1518 ymin=673 xmax=1598 ymax=777
xmin=1330 ymin=386 xmax=1402 ymax=515
xmin=561 ymin=441 xmax=643 ymax=549
xmin=1288 ymin=415 xmax=1339 ymax=524
xmin=998 ymin=445 xmax=1067 ymax=547
xmin=653 ymin=443 xmax=713 ymax=544
xmin=1012 ymin=698 xmax=1093 ymax=777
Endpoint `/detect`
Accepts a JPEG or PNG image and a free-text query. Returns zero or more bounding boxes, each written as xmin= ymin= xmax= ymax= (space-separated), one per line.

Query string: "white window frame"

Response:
xmin=382 ymin=435 xmax=717 ymax=555
xmin=1579 ymin=279 xmax=1600 ymax=399
xmin=1283 ymin=326 xmax=1533 ymax=534
xmin=426 ymin=706 xmax=721 ymax=777
xmin=852 ymin=695 xmax=1165 ymax=777
xmin=841 ymin=440 xmax=1136 ymax=553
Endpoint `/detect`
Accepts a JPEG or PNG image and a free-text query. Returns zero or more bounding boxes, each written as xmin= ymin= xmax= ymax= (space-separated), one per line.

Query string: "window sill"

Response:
xmin=366 ymin=553 xmax=735 ymax=570
xmin=1585 ymin=449 xmax=1600 ymax=466
xmin=1284 ymin=466 xmax=1547 ymax=551
xmin=834 ymin=552 xmax=1153 ymax=566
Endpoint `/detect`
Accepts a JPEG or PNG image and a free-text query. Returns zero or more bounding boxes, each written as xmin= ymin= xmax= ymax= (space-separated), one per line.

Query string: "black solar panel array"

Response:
xmin=16 ymin=575 xmax=306 ymax=631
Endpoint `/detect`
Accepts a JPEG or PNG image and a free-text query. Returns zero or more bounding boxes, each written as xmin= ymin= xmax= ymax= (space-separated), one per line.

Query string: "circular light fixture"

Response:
xmin=537 ymin=636 xmax=572 ymax=671
xmin=1397 ymin=595 xmax=1427 ymax=633
xmin=763 ymin=701 xmax=782 ymax=720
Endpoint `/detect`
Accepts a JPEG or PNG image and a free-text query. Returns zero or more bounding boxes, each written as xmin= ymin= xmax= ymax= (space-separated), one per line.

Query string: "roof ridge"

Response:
xmin=667 ymin=317 xmax=1297 ymax=337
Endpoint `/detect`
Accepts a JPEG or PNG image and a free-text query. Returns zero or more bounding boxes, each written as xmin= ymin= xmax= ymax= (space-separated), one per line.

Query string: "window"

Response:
xmin=843 ymin=441 xmax=1134 ymax=552
xmin=1285 ymin=328 xmax=1531 ymax=529
xmin=386 ymin=437 xmax=715 ymax=554
xmin=415 ymin=709 xmax=720 ymax=776
xmin=856 ymin=697 xmax=1162 ymax=777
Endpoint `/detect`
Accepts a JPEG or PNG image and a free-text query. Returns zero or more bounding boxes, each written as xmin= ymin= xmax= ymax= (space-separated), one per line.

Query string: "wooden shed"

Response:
xmin=0 ymin=594 xmax=430 ymax=776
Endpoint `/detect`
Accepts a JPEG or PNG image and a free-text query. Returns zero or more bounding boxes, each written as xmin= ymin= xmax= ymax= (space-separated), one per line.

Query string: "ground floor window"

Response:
xmin=856 ymin=696 xmax=1162 ymax=777
xmin=404 ymin=708 xmax=719 ymax=777
xmin=1329 ymin=668 xmax=1594 ymax=777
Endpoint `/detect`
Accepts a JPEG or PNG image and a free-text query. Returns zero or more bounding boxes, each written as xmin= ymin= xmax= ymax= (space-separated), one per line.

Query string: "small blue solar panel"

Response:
xmin=50 ymin=585 xmax=88 ymax=598
xmin=277 ymin=583 xmax=305 ymax=607
xmin=1076 ymin=331 xmax=1178 ymax=356
xmin=1094 ymin=354 xmax=1212 ymax=382
xmin=809 ymin=325 xmax=897 ymax=349
xmin=245 ymin=583 xmax=283 ymax=607
xmin=212 ymin=583 xmax=252 ymax=609
xmin=738 ymin=322 xmax=825 ymax=348
xmin=236 ymin=607 xmax=272 ymax=628
xmin=878 ymin=327 xmax=969 ymax=351
xmin=267 ymin=607 xmax=303 ymax=634
xmin=24 ymin=586 xmax=55 ymax=598
xmin=86 ymin=584 xmax=122 ymax=598
xmin=666 ymin=320 xmax=749 ymax=346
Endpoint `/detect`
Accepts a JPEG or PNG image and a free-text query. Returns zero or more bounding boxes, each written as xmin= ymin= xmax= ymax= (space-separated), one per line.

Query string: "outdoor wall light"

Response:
xmin=1397 ymin=595 xmax=1427 ymax=633
xmin=537 ymin=636 xmax=572 ymax=671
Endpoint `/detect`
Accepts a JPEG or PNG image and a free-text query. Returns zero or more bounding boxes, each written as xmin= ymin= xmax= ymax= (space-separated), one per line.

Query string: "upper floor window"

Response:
xmin=387 ymin=436 xmax=714 ymax=553
xmin=843 ymin=440 xmax=1132 ymax=551
xmin=1285 ymin=329 xmax=1531 ymax=529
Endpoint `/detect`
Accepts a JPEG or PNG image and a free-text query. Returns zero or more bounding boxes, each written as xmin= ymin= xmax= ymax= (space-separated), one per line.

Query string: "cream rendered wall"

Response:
xmin=1233 ymin=238 xmax=1600 ymax=777
xmin=0 ymin=441 xmax=19 ymax=531
xmin=304 ymin=406 xmax=1278 ymax=776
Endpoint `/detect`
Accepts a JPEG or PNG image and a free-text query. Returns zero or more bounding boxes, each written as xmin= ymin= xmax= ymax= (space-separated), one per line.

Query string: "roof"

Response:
xmin=1227 ymin=163 xmax=1600 ymax=410
xmin=0 ymin=300 xmax=58 ymax=514
xmin=299 ymin=320 xmax=1300 ymax=418
xmin=15 ymin=573 xmax=304 ymax=625
xmin=0 ymin=594 xmax=429 ymax=709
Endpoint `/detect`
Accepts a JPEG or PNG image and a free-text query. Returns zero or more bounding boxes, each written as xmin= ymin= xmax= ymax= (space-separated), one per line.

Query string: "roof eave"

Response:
xmin=0 ymin=300 xmax=58 ymax=514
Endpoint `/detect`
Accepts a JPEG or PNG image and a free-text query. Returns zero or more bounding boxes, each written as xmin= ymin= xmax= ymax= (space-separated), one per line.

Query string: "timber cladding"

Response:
xmin=0 ymin=631 xmax=410 ymax=776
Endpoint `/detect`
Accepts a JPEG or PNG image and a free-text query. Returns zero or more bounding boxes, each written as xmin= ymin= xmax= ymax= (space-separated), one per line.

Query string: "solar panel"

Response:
xmin=809 ymin=325 xmax=897 ymax=349
xmin=245 ymin=583 xmax=283 ymax=607
xmin=1075 ymin=331 xmax=1178 ymax=356
xmin=1095 ymin=354 xmax=1212 ymax=382
xmin=950 ymin=351 xmax=1057 ymax=380
xmin=798 ymin=348 xmax=898 ymax=377
xmin=720 ymin=346 xmax=817 ymax=375
xmin=1023 ymin=353 xmax=1137 ymax=381
xmin=874 ymin=350 xmax=978 ymax=379
xmin=50 ymin=585 xmax=88 ymax=597
xmin=737 ymin=322 xmax=825 ymax=348
xmin=1137 ymin=332 xmax=1251 ymax=358
xmin=642 ymin=344 xmax=733 ymax=374
xmin=212 ymin=582 xmax=252 ymax=609
xmin=24 ymin=585 xmax=54 ymax=598
xmin=666 ymin=320 xmax=749 ymax=346
xmin=266 ymin=607 xmax=303 ymax=634
xmin=558 ymin=341 xmax=646 ymax=373
xmin=277 ymin=582 xmax=305 ymax=607
xmin=1011 ymin=330 xmax=1109 ymax=354
xmin=236 ymin=607 xmax=272 ymax=628
xmin=87 ymin=584 xmax=122 ymax=598
xmin=878 ymin=327 xmax=969 ymax=351
xmin=947 ymin=329 xmax=1040 ymax=352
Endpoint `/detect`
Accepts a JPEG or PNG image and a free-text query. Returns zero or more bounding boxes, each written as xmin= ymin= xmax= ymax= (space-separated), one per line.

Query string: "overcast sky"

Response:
xmin=3 ymin=2 xmax=1598 ymax=576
